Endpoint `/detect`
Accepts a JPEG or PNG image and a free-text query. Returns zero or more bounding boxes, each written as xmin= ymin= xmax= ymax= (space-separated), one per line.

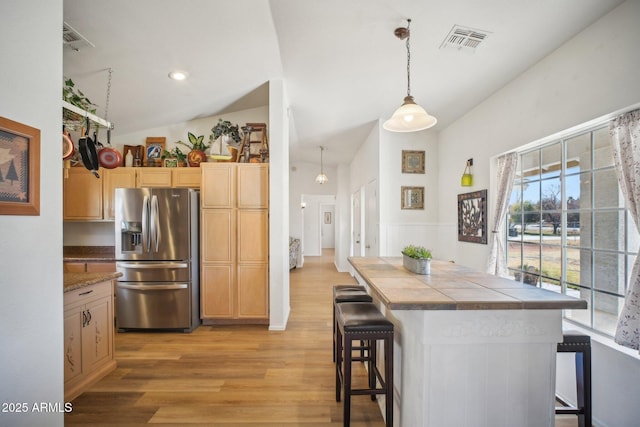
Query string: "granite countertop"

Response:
xmin=64 ymin=246 xmax=116 ymax=262
xmin=348 ymin=256 xmax=588 ymax=311
xmin=64 ymin=271 xmax=122 ymax=293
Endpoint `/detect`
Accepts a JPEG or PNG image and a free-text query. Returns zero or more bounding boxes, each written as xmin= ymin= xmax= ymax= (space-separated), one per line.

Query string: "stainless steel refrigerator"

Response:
xmin=114 ymin=188 xmax=200 ymax=332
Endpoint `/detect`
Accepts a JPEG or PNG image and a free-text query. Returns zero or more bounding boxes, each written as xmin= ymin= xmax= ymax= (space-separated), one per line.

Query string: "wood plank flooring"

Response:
xmin=66 ymin=250 xmax=580 ymax=426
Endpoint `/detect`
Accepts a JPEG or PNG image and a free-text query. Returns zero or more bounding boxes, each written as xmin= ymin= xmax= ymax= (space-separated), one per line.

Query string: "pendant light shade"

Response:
xmin=383 ymin=19 xmax=437 ymax=133
xmin=315 ymin=146 xmax=328 ymax=184
xmin=383 ymin=96 xmax=437 ymax=132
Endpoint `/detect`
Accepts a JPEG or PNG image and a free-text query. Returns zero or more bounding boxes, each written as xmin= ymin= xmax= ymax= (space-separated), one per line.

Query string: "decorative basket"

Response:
xmin=402 ymin=253 xmax=431 ymax=275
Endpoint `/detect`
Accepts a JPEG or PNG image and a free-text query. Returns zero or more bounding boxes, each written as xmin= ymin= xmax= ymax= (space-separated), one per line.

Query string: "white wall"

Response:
xmin=267 ymin=79 xmax=290 ymax=331
xmin=379 ymin=120 xmax=440 ymax=256
xmin=335 ymin=163 xmax=352 ymax=272
xmin=436 ymin=2 xmax=640 ymax=425
xmin=0 ymin=1 xmax=64 ymax=426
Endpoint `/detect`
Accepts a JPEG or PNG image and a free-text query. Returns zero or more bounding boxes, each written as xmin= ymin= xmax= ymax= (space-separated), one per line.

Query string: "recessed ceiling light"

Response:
xmin=168 ymin=71 xmax=188 ymax=81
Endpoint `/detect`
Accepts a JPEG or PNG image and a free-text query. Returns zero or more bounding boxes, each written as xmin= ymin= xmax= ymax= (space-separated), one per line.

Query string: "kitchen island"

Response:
xmin=348 ymin=256 xmax=587 ymax=427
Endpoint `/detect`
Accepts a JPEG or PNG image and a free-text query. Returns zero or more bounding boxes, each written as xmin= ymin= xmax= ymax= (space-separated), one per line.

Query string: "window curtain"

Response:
xmin=486 ymin=152 xmax=518 ymax=277
xmin=610 ymin=109 xmax=640 ymax=351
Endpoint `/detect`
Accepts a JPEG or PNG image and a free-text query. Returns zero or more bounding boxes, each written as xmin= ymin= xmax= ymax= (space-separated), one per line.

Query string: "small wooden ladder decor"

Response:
xmin=237 ymin=123 xmax=268 ymax=163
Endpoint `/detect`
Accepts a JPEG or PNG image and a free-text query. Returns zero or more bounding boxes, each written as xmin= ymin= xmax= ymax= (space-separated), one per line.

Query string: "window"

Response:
xmin=507 ymin=124 xmax=639 ymax=336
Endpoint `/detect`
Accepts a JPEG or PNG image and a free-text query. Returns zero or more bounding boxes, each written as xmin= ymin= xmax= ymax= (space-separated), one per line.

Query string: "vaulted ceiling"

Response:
xmin=63 ymin=0 xmax=624 ymax=165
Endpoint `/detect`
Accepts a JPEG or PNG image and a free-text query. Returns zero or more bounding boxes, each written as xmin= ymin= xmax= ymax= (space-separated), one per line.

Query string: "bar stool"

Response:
xmin=335 ymin=302 xmax=393 ymax=427
xmin=556 ymin=331 xmax=592 ymax=427
xmin=333 ymin=285 xmax=373 ymax=363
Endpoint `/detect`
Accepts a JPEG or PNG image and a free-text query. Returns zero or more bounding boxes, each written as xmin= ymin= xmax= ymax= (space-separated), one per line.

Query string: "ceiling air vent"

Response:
xmin=440 ymin=25 xmax=490 ymax=52
xmin=63 ymin=22 xmax=95 ymax=51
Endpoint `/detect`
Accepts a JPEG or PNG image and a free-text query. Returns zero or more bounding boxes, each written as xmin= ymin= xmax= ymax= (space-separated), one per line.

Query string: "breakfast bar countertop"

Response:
xmin=64 ymin=271 xmax=122 ymax=293
xmin=348 ymin=256 xmax=587 ymax=311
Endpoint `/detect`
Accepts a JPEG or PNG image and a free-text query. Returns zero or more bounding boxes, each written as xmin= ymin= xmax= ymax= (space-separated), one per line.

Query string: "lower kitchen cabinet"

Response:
xmin=63 ymin=279 xmax=116 ymax=401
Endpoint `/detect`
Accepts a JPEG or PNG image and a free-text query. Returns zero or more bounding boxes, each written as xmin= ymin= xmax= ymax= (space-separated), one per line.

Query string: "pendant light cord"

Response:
xmin=406 ymin=19 xmax=411 ymax=97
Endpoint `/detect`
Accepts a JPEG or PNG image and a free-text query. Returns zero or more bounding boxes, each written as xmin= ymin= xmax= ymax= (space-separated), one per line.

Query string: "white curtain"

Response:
xmin=486 ymin=152 xmax=518 ymax=277
xmin=610 ymin=109 xmax=640 ymax=351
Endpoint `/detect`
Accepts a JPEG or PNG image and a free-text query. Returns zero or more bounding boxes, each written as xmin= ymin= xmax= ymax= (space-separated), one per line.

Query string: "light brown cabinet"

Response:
xmin=64 ymin=167 xmax=202 ymax=221
xmin=64 ymin=262 xmax=117 ymax=273
xmin=200 ymin=163 xmax=269 ymax=323
xmin=64 ymin=279 xmax=116 ymax=401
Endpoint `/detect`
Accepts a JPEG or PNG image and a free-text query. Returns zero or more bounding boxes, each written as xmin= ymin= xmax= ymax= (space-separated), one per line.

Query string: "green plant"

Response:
xmin=162 ymin=147 xmax=187 ymax=162
xmin=210 ymin=119 xmax=242 ymax=144
xmin=402 ymin=245 xmax=432 ymax=260
xmin=63 ymin=77 xmax=97 ymax=114
xmin=177 ymin=132 xmax=211 ymax=151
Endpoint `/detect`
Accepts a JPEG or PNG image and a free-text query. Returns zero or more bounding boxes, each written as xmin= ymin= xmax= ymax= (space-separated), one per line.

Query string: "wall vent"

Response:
xmin=63 ymin=22 xmax=95 ymax=51
xmin=440 ymin=25 xmax=490 ymax=52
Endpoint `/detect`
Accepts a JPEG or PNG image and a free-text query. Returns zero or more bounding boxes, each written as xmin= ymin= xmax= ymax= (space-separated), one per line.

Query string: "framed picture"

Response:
xmin=0 ymin=117 xmax=40 ymax=216
xmin=402 ymin=150 xmax=425 ymax=174
xmin=324 ymin=211 xmax=332 ymax=224
xmin=401 ymin=186 xmax=424 ymax=210
xmin=163 ymin=158 xmax=178 ymax=168
xmin=458 ymin=190 xmax=487 ymax=244
xmin=145 ymin=137 xmax=165 ymax=166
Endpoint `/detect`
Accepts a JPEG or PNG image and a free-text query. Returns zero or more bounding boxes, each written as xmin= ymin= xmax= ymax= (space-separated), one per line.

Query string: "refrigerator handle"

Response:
xmin=151 ymin=194 xmax=160 ymax=253
xmin=142 ymin=195 xmax=150 ymax=253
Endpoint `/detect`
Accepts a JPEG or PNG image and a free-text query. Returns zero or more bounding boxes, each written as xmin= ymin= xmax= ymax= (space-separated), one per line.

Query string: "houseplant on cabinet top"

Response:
xmin=177 ymin=132 xmax=210 ymax=167
xmin=401 ymin=244 xmax=433 ymax=275
xmin=209 ymin=119 xmax=242 ymax=161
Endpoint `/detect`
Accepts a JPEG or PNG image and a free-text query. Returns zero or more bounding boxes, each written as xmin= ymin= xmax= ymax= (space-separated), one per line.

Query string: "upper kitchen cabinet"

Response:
xmin=64 ymin=167 xmax=202 ymax=221
xmin=64 ymin=167 xmax=104 ymax=220
xmin=201 ymin=163 xmax=235 ymax=208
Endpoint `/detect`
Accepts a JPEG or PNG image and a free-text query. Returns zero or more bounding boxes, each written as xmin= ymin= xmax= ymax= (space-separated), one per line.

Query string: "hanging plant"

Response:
xmin=63 ymin=77 xmax=97 ymax=114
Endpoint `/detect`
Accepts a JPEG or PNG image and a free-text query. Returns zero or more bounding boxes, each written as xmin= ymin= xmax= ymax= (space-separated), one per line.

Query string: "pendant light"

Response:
xmin=383 ymin=19 xmax=437 ymax=132
xmin=315 ymin=146 xmax=328 ymax=184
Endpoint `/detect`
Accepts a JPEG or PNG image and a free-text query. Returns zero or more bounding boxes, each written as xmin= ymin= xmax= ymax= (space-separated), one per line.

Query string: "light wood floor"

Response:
xmin=66 ymin=250 xmax=580 ymax=426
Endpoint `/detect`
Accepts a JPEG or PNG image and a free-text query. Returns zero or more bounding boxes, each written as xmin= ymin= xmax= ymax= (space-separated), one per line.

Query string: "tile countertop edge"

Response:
xmin=349 ymin=256 xmax=588 ymax=311
xmin=64 ymin=272 xmax=122 ymax=293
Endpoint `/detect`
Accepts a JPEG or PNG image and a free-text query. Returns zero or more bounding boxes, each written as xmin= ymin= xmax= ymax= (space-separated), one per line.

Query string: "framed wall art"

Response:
xmin=145 ymin=137 xmax=166 ymax=167
xmin=401 ymin=150 xmax=425 ymax=174
xmin=401 ymin=186 xmax=424 ymax=210
xmin=457 ymin=189 xmax=487 ymax=244
xmin=0 ymin=117 xmax=40 ymax=216
xmin=324 ymin=211 xmax=332 ymax=224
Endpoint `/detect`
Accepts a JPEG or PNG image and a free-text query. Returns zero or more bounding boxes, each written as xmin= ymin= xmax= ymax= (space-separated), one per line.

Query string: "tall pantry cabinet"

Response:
xmin=200 ymin=163 xmax=269 ymax=324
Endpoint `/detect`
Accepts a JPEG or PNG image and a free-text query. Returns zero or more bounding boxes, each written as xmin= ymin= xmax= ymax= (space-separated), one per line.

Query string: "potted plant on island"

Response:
xmin=402 ymin=245 xmax=433 ymax=275
xmin=177 ymin=132 xmax=211 ymax=167
xmin=209 ymin=119 xmax=242 ymax=161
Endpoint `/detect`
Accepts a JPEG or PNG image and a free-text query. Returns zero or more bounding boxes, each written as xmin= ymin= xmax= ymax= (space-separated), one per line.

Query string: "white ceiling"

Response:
xmin=63 ymin=0 xmax=624 ymax=165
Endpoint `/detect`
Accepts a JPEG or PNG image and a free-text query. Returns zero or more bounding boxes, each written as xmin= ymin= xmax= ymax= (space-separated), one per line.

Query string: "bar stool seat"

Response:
xmin=333 ymin=285 xmax=373 ymax=363
xmin=556 ymin=331 xmax=592 ymax=427
xmin=336 ymin=302 xmax=393 ymax=427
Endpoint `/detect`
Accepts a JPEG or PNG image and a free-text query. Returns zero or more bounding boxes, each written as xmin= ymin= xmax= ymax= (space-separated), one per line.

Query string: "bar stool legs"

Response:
xmin=336 ymin=302 xmax=394 ymax=427
xmin=556 ymin=332 xmax=592 ymax=427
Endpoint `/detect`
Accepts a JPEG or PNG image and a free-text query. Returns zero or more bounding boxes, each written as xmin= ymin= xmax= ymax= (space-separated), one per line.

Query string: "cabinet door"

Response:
xmin=237 ymin=264 xmax=268 ymax=318
xmin=103 ymin=168 xmax=136 ymax=220
xmin=238 ymin=209 xmax=268 ymax=262
xmin=63 ymin=168 xmax=103 ymax=220
xmin=201 ymin=210 xmax=235 ymax=263
xmin=172 ymin=168 xmax=201 ymax=188
xmin=82 ymin=295 xmax=113 ymax=373
xmin=201 ymin=264 xmax=234 ymax=318
xmin=63 ymin=303 xmax=84 ymax=383
xmin=237 ymin=164 xmax=268 ymax=208
xmin=201 ymin=164 xmax=235 ymax=208
xmin=137 ymin=168 xmax=172 ymax=187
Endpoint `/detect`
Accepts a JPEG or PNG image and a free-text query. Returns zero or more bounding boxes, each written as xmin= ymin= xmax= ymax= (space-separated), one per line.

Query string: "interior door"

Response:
xmin=364 ymin=179 xmax=378 ymax=256
xmin=352 ymin=190 xmax=361 ymax=256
